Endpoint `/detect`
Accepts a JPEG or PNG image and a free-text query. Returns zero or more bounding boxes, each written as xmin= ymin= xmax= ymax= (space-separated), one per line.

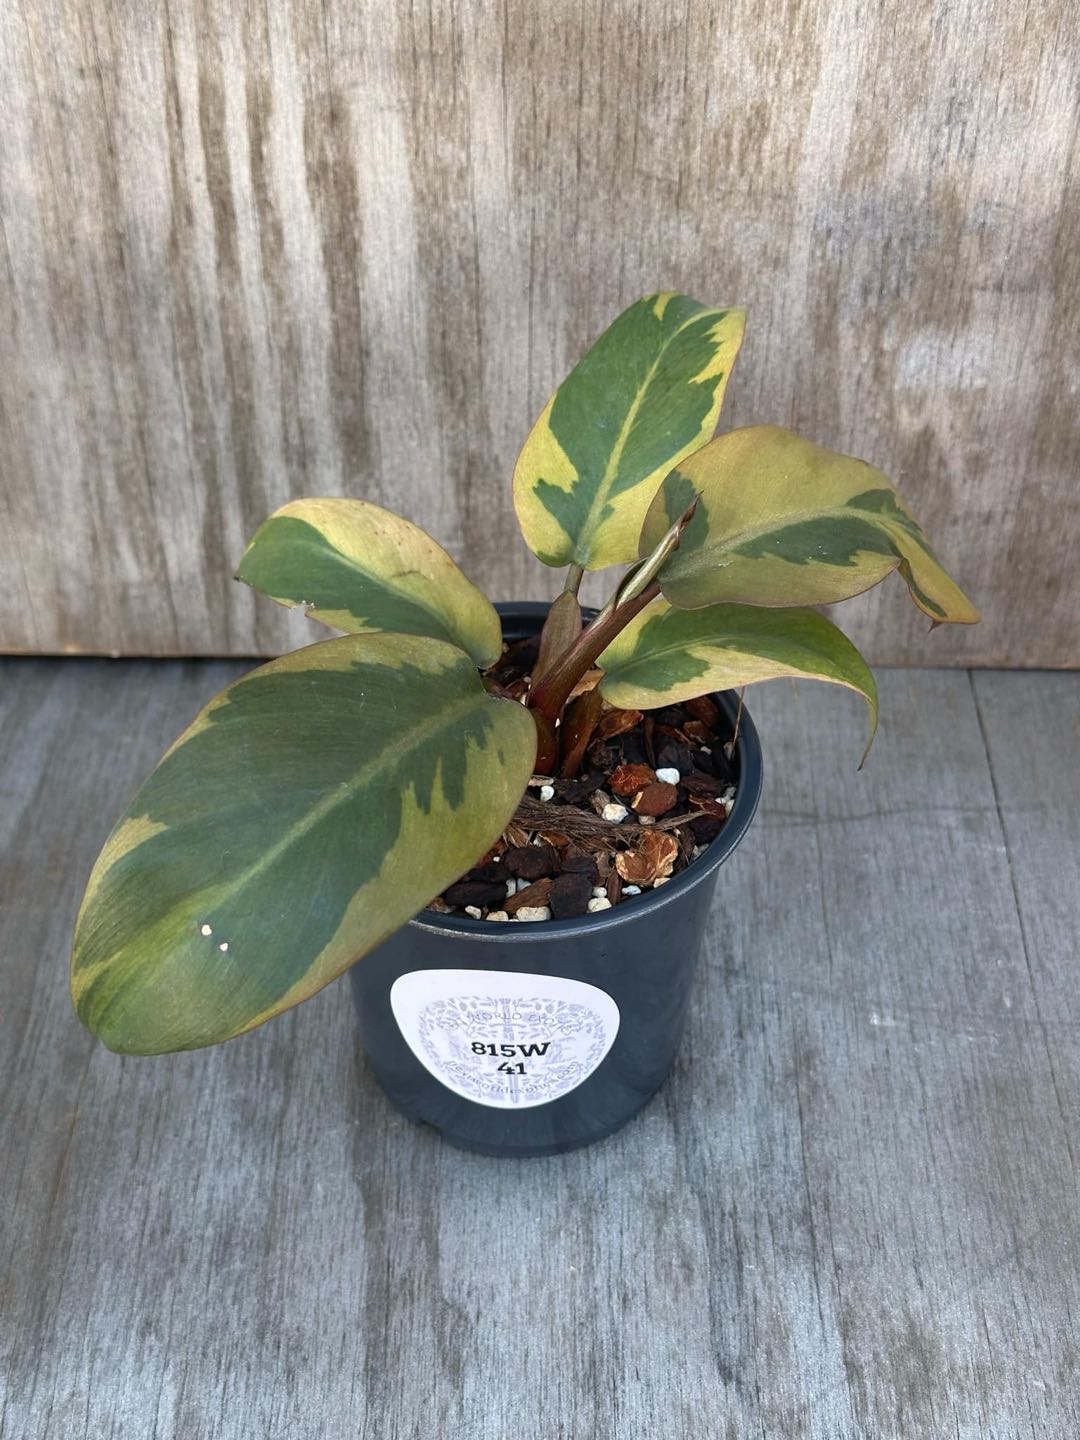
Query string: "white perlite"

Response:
xmin=623 ymin=885 xmax=641 ymax=895
xmin=539 ymin=784 xmax=555 ymax=802
xmin=464 ymin=905 xmax=482 ymax=919
xmin=601 ymin=802 xmax=629 ymax=823
xmin=591 ymin=886 xmax=607 ymax=898
xmin=655 ymin=766 xmax=681 ymax=784
xmin=516 ymin=905 xmax=551 ymax=922
xmin=587 ymin=896 xmax=612 ymax=913
xmin=486 ymin=910 xmax=510 ymax=922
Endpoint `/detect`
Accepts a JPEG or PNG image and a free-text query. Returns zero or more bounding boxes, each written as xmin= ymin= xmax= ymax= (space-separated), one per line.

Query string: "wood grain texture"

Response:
xmin=2 ymin=658 xmax=1079 ymax=1437
xmin=0 ymin=0 xmax=1077 ymax=663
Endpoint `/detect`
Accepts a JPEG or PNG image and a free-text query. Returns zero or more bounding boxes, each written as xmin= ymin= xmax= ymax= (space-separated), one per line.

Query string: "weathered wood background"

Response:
xmin=0 ymin=0 xmax=1076 ymax=663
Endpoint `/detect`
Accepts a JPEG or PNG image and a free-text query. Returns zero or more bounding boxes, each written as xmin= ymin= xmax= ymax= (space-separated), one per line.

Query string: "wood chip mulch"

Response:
xmin=428 ymin=631 xmax=741 ymax=923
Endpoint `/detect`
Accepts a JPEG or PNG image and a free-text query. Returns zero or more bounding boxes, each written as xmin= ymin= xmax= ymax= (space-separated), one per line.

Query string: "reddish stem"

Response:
xmin=527 ymin=579 xmax=660 ymax=731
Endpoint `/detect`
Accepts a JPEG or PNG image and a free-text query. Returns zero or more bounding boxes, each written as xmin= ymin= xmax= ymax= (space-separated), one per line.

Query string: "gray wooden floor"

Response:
xmin=1 ymin=660 xmax=1078 ymax=1439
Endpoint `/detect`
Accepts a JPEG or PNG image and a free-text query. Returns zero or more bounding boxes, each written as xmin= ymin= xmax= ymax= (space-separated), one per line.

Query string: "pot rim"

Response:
xmin=406 ymin=601 xmax=764 ymax=943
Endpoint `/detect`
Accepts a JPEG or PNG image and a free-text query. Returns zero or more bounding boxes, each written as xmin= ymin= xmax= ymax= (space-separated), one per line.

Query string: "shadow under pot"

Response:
xmin=349 ymin=601 xmax=764 ymax=1158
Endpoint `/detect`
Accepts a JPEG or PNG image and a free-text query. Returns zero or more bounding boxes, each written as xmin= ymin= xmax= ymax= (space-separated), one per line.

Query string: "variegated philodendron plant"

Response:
xmin=72 ymin=294 xmax=979 ymax=1054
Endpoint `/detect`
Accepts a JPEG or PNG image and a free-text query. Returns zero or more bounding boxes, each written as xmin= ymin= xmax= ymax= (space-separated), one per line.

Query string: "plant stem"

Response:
xmin=528 ymin=578 xmax=660 ymax=728
xmin=528 ymin=495 xmax=697 ymax=771
xmin=730 ymin=686 xmax=745 ymax=751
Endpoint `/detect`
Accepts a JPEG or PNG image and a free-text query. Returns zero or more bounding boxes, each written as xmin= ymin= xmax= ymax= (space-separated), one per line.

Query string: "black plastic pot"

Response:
xmin=349 ymin=602 xmax=763 ymax=1157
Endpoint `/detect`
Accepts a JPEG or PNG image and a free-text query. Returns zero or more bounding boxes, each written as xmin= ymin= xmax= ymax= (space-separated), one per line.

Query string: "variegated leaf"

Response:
xmin=236 ymin=497 xmax=502 ymax=667
xmin=598 ymin=597 xmax=878 ymax=759
xmin=71 ymin=634 xmax=536 ymax=1054
xmin=513 ymin=293 xmax=745 ymax=570
xmin=642 ymin=425 xmax=980 ymax=624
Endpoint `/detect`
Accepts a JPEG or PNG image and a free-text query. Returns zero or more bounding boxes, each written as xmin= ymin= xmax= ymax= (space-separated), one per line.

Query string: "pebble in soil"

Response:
xmin=428 ymin=637 xmax=739 ymax=923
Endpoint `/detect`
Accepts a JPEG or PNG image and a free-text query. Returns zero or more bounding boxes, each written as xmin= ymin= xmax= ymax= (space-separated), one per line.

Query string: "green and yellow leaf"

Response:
xmin=236 ymin=497 xmax=502 ymax=667
xmin=642 ymin=425 xmax=980 ymax=623
xmin=598 ymin=597 xmax=878 ymax=760
xmin=71 ymin=634 xmax=536 ymax=1055
xmin=513 ymin=293 xmax=745 ymax=571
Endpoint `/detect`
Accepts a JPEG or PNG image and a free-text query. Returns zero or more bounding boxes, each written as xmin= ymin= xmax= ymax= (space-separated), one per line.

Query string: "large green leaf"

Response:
xmin=642 ymin=425 xmax=980 ymax=623
xmin=598 ymin=597 xmax=878 ymax=759
xmin=71 ymin=634 xmax=536 ymax=1054
xmin=236 ymin=497 xmax=502 ymax=667
xmin=513 ymin=293 xmax=745 ymax=570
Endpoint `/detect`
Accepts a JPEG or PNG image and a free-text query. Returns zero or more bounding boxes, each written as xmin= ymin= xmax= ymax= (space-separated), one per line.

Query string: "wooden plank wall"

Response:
xmin=0 ymin=0 xmax=1076 ymax=664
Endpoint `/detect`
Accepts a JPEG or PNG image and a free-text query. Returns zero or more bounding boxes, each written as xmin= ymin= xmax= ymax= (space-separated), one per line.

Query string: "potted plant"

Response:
xmin=71 ymin=293 xmax=978 ymax=1156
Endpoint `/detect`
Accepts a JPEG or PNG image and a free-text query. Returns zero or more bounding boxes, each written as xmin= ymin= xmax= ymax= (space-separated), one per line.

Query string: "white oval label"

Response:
xmin=389 ymin=968 xmax=621 ymax=1109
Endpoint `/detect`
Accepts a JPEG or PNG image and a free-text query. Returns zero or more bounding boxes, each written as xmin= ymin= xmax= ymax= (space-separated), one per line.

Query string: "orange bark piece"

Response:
xmin=594 ymin=708 xmax=643 ymax=741
xmin=504 ymin=877 xmax=553 ymax=914
xmin=615 ymin=830 xmax=679 ymax=886
xmin=609 ymin=762 xmax=657 ymax=796
xmin=632 ymin=780 xmax=679 ymax=817
xmin=685 ymin=695 xmax=720 ymax=727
